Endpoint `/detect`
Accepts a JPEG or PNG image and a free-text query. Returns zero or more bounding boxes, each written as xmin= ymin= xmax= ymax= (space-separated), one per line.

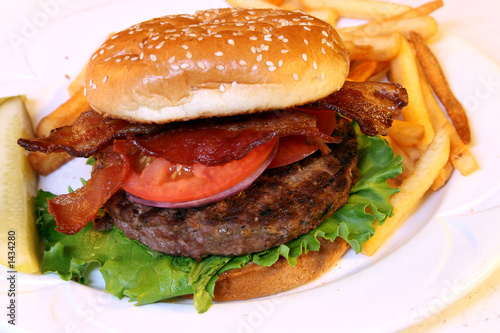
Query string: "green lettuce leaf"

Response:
xmin=35 ymin=125 xmax=402 ymax=313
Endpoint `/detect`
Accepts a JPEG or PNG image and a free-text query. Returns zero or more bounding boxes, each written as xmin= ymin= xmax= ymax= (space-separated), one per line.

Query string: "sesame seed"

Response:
xmin=99 ymin=49 xmax=104 ymax=54
xmin=83 ymin=88 xmax=87 ymax=96
xmin=156 ymin=41 xmax=165 ymax=49
xmin=171 ymin=65 xmax=179 ymax=70
xmin=91 ymin=54 xmax=97 ymax=60
xmin=303 ymin=26 xmax=311 ymax=31
xmin=111 ymin=34 xmax=119 ymax=40
xmin=168 ymin=56 xmax=175 ymax=63
xmin=181 ymin=63 xmax=189 ymax=69
xmin=186 ymin=51 xmax=192 ymax=59
xmin=281 ymin=49 xmax=289 ymax=54
xmin=278 ymin=60 xmax=283 ymax=67
xmin=268 ymin=66 xmax=277 ymax=72
xmin=228 ymin=39 xmax=235 ymax=45
xmin=251 ymin=46 xmax=257 ymax=53
xmin=150 ymin=54 xmax=157 ymax=61
xmin=131 ymin=56 xmax=138 ymax=61
xmin=103 ymin=76 xmax=108 ymax=83
xmin=256 ymin=54 xmax=263 ymax=62
xmin=322 ymin=30 xmax=329 ymax=37
xmin=107 ymin=45 xmax=115 ymax=49
xmin=239 ymin=60 xmax=247 ymax=66
xmin=215 ymin=51 xmax=224 ymax=57
xmin=293 ymin=73 xmax=299 ymax=81
xmin=302 ymin=53 xmax=308 ymax=61
xmin=219 ymin=84 xmax=225 ymax=92
xmin=251 ymin=65 xmax=258 ymax=71
xmin=266 ymin=60 xmax=274 ymax=67
xmin=116 ymin=58 xmax=122 ymax=63
xmin=140 ymin=52 xmax=144 ymax=60
xmin=216 ymin=65 xmax=224 ymax=70
xmin=249 ymin=36 xmax=257 ymax=40
xmin=321 ymin=47 xmax=326 ymax=55
xmin=304 ymin=39 xmax=309 ymax=45
xmin=197 ymin=61 xmax=205 ymax=69
xmin=313 ymin=61 xmax=318 ymax=70
xmin=104 ymin=57 xmax=111 ymax=62
xmin=182 ymin=45 xmax=189 ymax=50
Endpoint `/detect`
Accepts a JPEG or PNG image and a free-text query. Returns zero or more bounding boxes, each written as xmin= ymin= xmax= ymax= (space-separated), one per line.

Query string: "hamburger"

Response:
xmin=19 ymin=7 xmax=407 ymax=312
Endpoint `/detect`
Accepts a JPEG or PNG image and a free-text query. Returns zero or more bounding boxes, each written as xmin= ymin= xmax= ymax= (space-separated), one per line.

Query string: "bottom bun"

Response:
xmin=213 ymin=237 xmax=349 ymax=302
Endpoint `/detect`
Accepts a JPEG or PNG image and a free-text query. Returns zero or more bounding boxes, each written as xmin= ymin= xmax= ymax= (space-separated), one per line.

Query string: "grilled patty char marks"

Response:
xmin=97 ymin=116 xmax=358 ymax=260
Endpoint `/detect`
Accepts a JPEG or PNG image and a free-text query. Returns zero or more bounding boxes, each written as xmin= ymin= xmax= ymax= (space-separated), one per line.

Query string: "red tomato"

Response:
xmin=267 ymin=109 xmax=337 ymax=168
xmin=122 ymin=138 xmax=278 ymax=203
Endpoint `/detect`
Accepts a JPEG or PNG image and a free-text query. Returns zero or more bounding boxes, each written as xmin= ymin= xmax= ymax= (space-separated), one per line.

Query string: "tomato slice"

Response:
xmin=267 ymin=109 xmax=337 ymax=168
xmin=122 ymin=138 xmax=278 ymax=203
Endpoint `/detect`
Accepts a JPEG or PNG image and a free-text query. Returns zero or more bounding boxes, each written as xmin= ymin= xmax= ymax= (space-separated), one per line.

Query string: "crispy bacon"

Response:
xmin=309 ymin=81 xmax=408 ymax=135
xmin=131 ymin=109 xmax=339 ymax=166
xmin=47 ymin=144 xmax=131 ymax=234
xmin=17 ymin=110 xmax=163 ymax=157
xmin=19 ymin=109 xmax=339 ymax=166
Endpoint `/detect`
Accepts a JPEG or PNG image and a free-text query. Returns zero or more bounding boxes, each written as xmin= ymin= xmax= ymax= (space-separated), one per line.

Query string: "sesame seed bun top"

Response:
xmin=84 ymin=7 xmax=349 ymax=123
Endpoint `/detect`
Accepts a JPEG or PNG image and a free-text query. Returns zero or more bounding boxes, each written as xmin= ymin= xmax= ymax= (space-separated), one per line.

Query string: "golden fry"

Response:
xmin=35 ymin=87 xmax=90 ymax=138
xmin=28 ymin=151 xmax=73 ymax=177
xmin=411 ymin=31 xmax=471 ymax=144
xmin=342 ymin=32 xmax=402 ymax=61
xmin=306 ymin=8 xmax=338 ymax=26
xmin=389 ymin=37 xmax=435 ymax=150
xmin=419 ymin=64 xmax=479 ymax=176
xmin=388 ymin=119 xmax=425 ymax=146
xmin=67 ymin=64 xmax=87 ymax=97
xmin=300 ymin=0 xmax=411 ymax=20
xmin=339 ymin=1 xmax=443 ymax=38
xmin=363 ymin=127 xmax=450 ymax=256
xmin=347 ymin=60 xmax=389 ymax=81
xmin=225 ymin=0 xmax=279 ymax=8
xmin=340 ymin=16 xmax=438 ymax=41
xmin=431 ymin=159 xmax=454 ymax=191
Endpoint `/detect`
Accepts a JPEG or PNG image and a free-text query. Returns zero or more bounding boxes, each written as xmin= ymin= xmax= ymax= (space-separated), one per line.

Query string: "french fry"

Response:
xmin=445 ymin=122 xmax=479 ymax=176
xmin=36 ymin=87 xmax=90 ymax=138
xmin=411 ymin=31 xmax=471 ymax=145
xmin=388 ymin=119 xmax=425 ymax=146
xmin=347 ymin=60 xmax=389 ymax=81
xmin=385 ymin=136 xmax=415 ymax=182
xmin=300 ymin=0 xmax=411 ymax=20
xmin=389 ymin=37 xmax=435 ymax=150
xmin=29 ymin=87 xmax=91 ymax=175
xmin=306 ymin=8 xmax=339 ymax=26
xmin=342 ymin=32 xmax=402 ymax=61
xmin=419 ymin=63 xmax=479 ymax=176
xmin=28 ymin=152 xmax=74 ymax=177
xmin=362 ymin=127 xmax=450 ymax=256
xmin=67 ymin=63 xmax=87 ymax=97
xmin=339 ymin=1 xmax=443 ymax=38
xmin=280 ymin=0 xmax=305 ymax=10
xmin=340 ymin=16 xmax=438 ymax=40
xmin=263 ymin=0 xmax=285 ymax=5
xmin=225 ymin=0 xmax=280 ymax=8
xmin=431 ymin=159 xmax=454 ymax=191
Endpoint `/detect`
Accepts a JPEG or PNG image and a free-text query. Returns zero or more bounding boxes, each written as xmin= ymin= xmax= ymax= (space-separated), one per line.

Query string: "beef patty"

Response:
xmin=97 ymin=116 xmax=358 ymax=260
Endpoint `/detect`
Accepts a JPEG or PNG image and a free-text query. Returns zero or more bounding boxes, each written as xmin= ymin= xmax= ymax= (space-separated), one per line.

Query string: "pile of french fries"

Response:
xmin=29 ymin=0 xmax=478 ymax=256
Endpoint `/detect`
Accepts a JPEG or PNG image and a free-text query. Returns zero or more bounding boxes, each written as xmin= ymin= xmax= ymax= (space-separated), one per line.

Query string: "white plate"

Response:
xmin=1 ymin=1 xmax=500 ymax=332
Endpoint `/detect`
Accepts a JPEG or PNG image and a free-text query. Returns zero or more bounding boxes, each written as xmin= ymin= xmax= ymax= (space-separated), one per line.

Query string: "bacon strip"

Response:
xmin=19 ymin=109 xmax=339 ymax=166
xmin=47 ymin=144 xmax=131 ymax=234
xmin=309 ymin=81 xmax=408 ymax=135
xmin=18 ymin=110 xmax=163 ymax=157
xmin=132 ymin=109 xmax=339 ymax=166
